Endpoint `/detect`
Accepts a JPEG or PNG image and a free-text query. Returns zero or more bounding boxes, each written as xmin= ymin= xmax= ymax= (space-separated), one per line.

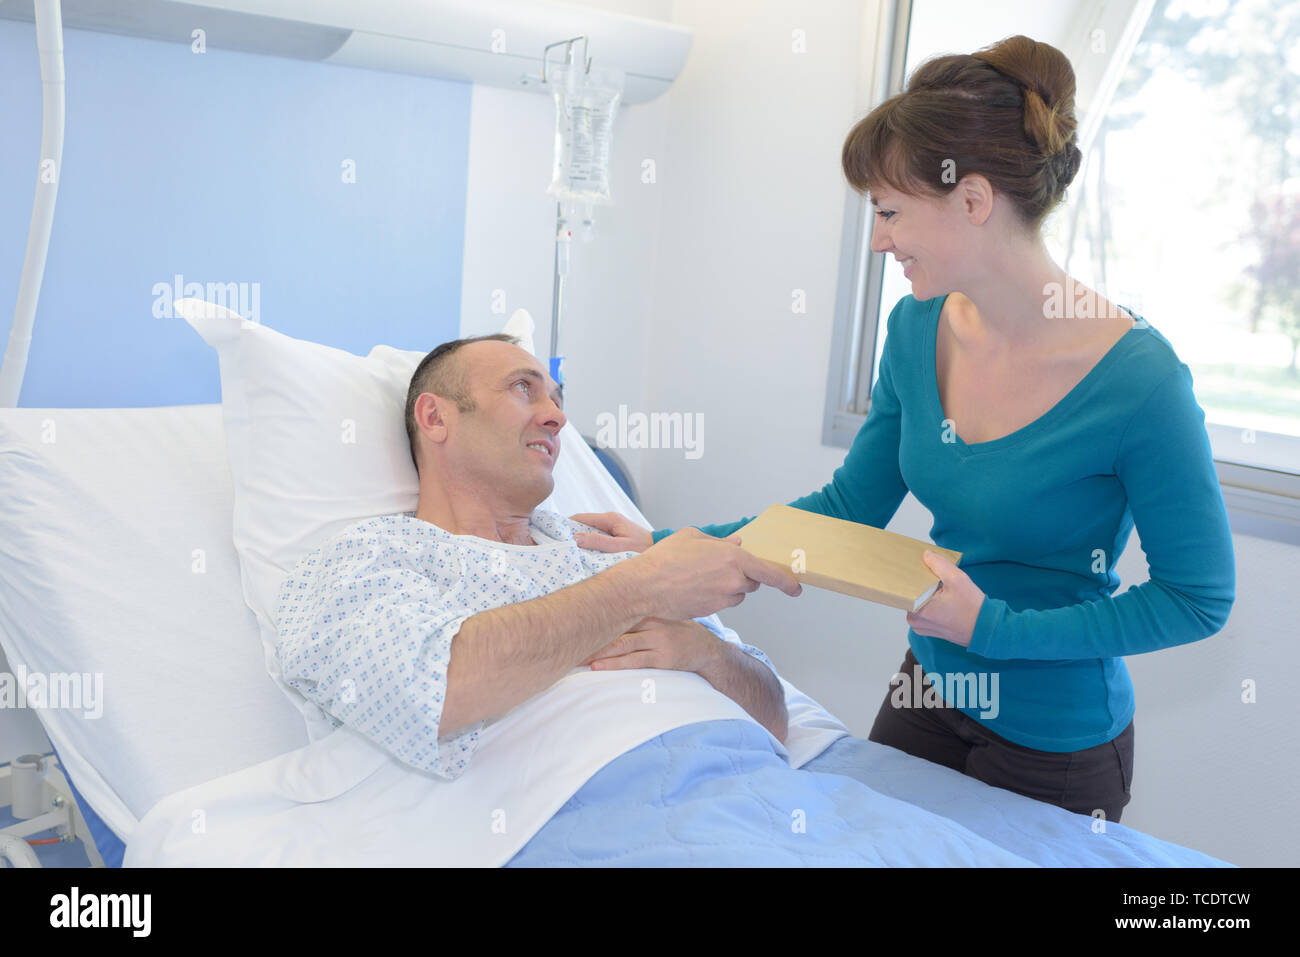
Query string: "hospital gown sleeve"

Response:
xmin=650 ymin=302 xmax=910 ymax=543
xmin=694 ymin=615 xmax=779 ymax=678
xmin=274 ymin=531 xmax=484 ymax=780
xmin=967 ymin=364 xmax=1236 ymax=660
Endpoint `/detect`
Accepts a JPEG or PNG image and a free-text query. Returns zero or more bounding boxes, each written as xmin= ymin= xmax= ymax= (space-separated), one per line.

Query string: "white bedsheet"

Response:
xmin=124 ymin=669 xmax=849 ymax=867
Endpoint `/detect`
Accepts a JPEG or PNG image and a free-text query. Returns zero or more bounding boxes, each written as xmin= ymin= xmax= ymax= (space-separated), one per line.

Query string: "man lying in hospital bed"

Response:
xmin=0 ymin=298 xmax=1229 ymax=866
xmin=273 ymin=332 xmax=800 ymax=783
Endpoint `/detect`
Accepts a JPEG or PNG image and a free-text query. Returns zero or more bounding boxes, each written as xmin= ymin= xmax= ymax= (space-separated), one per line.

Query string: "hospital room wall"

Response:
xmin=461 ymin=0 xmax=1295 ymax=866
xmin=0 ymin=21 xmax=469 ymax=408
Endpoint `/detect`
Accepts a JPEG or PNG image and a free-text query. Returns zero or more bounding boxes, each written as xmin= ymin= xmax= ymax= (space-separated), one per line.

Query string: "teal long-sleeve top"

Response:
xmin=651 ymin=292 xmax=1236 ymax=752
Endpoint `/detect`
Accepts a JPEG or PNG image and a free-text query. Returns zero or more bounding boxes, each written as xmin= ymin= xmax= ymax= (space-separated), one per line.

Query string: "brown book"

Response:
xmin=734 ymin=504 xmax=962 ymax=612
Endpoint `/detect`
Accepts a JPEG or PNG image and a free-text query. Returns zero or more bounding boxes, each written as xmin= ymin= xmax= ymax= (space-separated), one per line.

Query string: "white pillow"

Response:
xmin=176 ymin=299 xmax=619 ymax=740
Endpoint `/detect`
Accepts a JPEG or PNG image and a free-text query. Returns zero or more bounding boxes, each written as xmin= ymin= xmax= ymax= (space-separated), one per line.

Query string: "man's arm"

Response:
xmin=441 ymin=565 xmax=646 ymax=736
xmin=441 ymin=529 xmax=802 ymax=737
xmin=695 ymin=634 xmax=789 ymax=744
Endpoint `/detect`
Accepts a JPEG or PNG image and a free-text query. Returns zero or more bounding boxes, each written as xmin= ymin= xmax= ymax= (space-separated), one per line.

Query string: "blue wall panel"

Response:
xmin=0 ymin=22 xmax=469 ymax=407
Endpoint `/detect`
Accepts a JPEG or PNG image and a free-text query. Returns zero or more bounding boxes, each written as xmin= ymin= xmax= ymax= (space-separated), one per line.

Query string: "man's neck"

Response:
xmin=414 ymin=492 xmax=537 ymax=545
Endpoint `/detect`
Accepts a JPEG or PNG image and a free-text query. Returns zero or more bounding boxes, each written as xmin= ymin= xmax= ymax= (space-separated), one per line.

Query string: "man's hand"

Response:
xmin=583 ymin=616 xmax=788 ymax=743
xmin=609 ymin=527 xmax=801 ymax=622
xmin=572 ymin=512 xmax=653 ymax=553
xmin=582 ymin=617 xmax=720 ymax=672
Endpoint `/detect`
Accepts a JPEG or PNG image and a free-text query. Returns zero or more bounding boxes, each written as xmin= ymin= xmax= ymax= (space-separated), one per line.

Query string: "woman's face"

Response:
xmin=866 ymin=182 xmax=976 ymax=299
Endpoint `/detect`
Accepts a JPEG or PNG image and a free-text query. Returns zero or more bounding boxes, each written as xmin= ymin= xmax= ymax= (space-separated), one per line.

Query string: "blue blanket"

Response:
xmin=506 ymin=719 xmax=1232 ymax=867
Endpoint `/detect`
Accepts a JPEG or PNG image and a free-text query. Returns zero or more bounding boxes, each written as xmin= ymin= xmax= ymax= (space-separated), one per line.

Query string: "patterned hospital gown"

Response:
xmin=273 ymin=508 xmax=777 ymax=780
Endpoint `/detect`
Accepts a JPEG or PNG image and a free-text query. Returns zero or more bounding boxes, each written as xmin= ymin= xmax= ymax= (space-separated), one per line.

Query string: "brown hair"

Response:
xmin=842 ymin=34 xmax=1083 ymax=236
xmin=404 ymin=333 xmax=520 ymax=475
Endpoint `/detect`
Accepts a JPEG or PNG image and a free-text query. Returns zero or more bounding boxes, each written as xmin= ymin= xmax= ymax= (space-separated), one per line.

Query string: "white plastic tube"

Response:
xmin=11 ymin=753 xmax=46 ymax=819
xmin=0 ymin=0 xmax=66 ymax=407
xmin=0 ymin=835 xmax=41 ymax=868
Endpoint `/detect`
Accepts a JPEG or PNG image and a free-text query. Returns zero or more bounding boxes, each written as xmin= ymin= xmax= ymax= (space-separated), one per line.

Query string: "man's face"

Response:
xmin=444 ymin=341 xmax=566 ymax=506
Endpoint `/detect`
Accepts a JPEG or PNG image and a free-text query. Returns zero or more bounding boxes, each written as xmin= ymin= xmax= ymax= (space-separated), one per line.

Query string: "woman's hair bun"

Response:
xmin=841 ymin=33 xmax=1084 ymax=235
xmin=972 ymin=35 xmax=1078 ymax=159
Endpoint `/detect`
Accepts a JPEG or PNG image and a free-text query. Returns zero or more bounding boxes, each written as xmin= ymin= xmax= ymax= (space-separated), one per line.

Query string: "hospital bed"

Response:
xmin=0 ymin=302 xmax=1233 ymax=867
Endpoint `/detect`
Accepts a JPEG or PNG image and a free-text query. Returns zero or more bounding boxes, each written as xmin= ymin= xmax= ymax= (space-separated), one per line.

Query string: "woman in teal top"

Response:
xmin=575 ymin=36 xmax=1235 ymax=823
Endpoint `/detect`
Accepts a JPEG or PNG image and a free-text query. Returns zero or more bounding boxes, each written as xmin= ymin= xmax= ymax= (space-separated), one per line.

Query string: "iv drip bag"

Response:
xmin=548 ymin=65 xmax=624 ymax=205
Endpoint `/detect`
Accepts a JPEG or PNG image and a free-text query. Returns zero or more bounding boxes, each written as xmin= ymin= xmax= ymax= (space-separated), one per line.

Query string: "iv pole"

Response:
xmin=540 ymin=35 xmax=590 ymax=385
xmin=536 ymin=35 xmax=640 ymax=507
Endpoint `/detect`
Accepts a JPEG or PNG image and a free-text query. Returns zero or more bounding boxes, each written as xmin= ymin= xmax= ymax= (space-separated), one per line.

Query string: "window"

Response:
xmin=824 ymin=0 xmax=1300 ymax=544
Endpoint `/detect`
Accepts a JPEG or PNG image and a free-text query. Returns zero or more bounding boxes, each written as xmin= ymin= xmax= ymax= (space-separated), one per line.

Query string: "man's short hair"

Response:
xmin=404 ymin=333 xmax=521 ymax=476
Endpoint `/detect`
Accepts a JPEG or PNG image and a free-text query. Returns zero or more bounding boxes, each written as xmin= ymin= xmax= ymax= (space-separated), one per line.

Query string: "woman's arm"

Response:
xmin=968 ymin=364 xmax=1236 ymax=661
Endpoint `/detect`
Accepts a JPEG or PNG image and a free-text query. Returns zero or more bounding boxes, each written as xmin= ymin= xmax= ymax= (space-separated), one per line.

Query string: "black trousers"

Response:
xmin=868 ymin=648 xmax=1134 ymax=824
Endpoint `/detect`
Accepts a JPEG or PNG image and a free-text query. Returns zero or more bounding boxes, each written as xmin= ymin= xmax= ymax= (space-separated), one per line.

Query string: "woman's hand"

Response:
xmin=906 ymin=551 xmax=985 ymax=648
xmin=571 ymin=511 xmax=654 ymax=553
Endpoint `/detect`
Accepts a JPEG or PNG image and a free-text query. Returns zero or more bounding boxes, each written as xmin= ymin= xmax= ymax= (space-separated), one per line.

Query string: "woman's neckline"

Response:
xmin=925 ymin=292 xmax=1145 ymax=453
